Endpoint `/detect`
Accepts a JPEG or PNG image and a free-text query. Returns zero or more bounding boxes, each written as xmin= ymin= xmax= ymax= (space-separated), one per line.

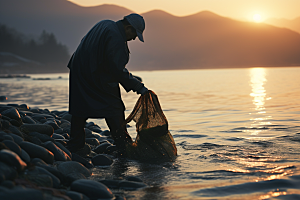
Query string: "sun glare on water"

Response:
xmin=253 ymin=13 xmax=263 ymax=23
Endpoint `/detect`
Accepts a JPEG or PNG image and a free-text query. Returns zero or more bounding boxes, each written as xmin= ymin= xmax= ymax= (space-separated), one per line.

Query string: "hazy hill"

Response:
xmin=1 ymin=0 xmax=300 ymax=71
xmin=265 ymin=17 xmax=300 ymax=34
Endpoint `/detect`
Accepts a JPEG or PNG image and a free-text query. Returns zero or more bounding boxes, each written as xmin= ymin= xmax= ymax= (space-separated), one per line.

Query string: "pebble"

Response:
xmin=91 ymin=154 xmax=113 ymax=166
xmin=0 ymin=149 xmax=27 ymax=172
xmin=19 ymin=141 xmax=54 ymax=164
xmin=93 ymin=142 xmax=112 ymax=154
xmin=0 ymin=186 xmax=45 ymax=200
xmin=20 ymin=124 xmax=54 ymax=137
xmin=71 ymin=179 xmax=114 ymax=199
xmin=43 ymin=141 xmax=71 ymax=161
xmin=57 ymin=161 xmax=92 ymax=177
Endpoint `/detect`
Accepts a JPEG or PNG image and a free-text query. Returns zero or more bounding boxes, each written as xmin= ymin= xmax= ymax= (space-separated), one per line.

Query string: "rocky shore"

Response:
xmin=0 ymin=104 xmax=147 ymax=200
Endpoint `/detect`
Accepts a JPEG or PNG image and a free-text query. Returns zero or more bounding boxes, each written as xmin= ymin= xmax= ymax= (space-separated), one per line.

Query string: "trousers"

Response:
xmin=68 ymin=113 xmax=133 ymax=154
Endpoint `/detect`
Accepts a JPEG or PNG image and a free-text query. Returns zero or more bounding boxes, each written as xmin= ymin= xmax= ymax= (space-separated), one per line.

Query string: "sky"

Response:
xmin=68 ymin=0 xmax=300 ymax=22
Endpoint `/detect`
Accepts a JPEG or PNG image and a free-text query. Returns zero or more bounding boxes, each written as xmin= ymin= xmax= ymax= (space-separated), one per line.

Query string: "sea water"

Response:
xmin=1 ymin=67 xmax=300 ymax=199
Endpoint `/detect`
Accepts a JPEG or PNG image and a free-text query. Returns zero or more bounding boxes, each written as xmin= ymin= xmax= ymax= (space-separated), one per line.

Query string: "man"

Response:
xmin=67 ymin=13 xmax=149 ymax=155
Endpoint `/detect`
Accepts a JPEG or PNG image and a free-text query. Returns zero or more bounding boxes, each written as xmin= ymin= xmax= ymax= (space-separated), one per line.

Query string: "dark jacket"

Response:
xmin=68 ymin=20 xmax=145 ymax=118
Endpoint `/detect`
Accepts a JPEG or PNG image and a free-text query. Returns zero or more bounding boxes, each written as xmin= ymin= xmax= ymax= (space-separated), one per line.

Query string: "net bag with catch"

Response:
xmin=125 ymin=90 xmax=177 ymax=161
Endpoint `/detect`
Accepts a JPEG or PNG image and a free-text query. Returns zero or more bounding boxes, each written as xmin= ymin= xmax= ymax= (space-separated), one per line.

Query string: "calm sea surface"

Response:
xmin=1 ymin=67 xmax=300 ymax=199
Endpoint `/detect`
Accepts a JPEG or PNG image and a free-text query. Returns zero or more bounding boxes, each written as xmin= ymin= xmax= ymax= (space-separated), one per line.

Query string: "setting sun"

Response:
xmin=253 ymin=13 xmax=263 ymax=23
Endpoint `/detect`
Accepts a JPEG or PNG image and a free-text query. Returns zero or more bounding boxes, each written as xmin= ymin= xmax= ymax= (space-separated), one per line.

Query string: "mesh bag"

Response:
xmin=125 ymin=90 xmax=177 ymax=161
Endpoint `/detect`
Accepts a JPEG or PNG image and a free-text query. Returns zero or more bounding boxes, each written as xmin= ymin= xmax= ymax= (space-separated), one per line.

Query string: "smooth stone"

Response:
xmin=20 ymin=148 xmax=30 ymax=163
xmin=7 ymin=133 xmax=23 ymax=144
xmin=30 ymin=108 xmax=41 ymax=113
xmin=44 ymin=120 xmax=60 ymax=130
xmin=54 ymin=141 xmax=72 ymax=159
xmin=100 ymin=130 xmax=111 ymax=137
xmin=118 ymin=180 xmax=147 ymax=191
xmin=27 ymin=166 xmax=60 ymax=188
xmin=0 ymin=187 xmax=45 ymax=200
xmin=26 ymin=136 xmax=42 ymax=146
xmin=1 ymin=108 xmax=22 ymax=124
xmin=0 ymin=149 xmax=27 ymax=172
xmin=9 ymin=119 xmax=22 ymax=127
xmin=54 ymin=128 xmax=64 ymax=134
xmin=8 ymin=125 xmax=24 ymax=138
xmin=84 ymin=128 xmax=93 ymax=138
xmin=2 ymin=140 xmax=22 ymax=156
xmin=43 ymin=141 xmax=71 ymax=161
xmin=60 ymin=121 xmax=71 ymax=129
xmin=88 ymin=126 xmax=102 ymax=133
xmin=57 ymin=161 xmax=92 ymax=177
xmin=71 ymin=179 xmax=113 ymax=199
xmin=85 ymin=138 xmax=100 ymax=146
xmin=19 ymin=141 xmax=54 ymax=164
xmin=106 ymin=145 xmax=118 ymax=154
xmin=0 ymin=161 xmax=18 ymax=180
xmin=28 ymin=132 xmax=54 ymax=142
xmin=31 ymin=158 xmax=48 ymax=166
xmin=31 ymin=114 xmax=54 ymax=121
xmin=85 ymin=122 xmax=95 ymax=128
xmin=93 ymin=142 xmax=112 ymax=154
xmin=54 ymin=139 xmax=68 ymax=146
xmin=20 ymin=124 xmax=54 ymax=136
xmin=125 ymin=176 xmax=143 ymax=182
xmin=66 ymin=172 xmax=87 ymax=184
xmin=71 ymin=153 xmax=94 ymax=169
xmin=62 ymin=132 xmax=70 ymax=139
xmin=99 ymin=179 xmax=121 ymax=189
xmin=38 ymin=165 xmax=66 ymax=185
xmin=61 ymin=113 xmax=72 ymax=122
xmin=3 ymin=135 xmax=14 ymax=141
xmin=0 ymin=142 xmax=9 ymax=150
xmin=22 ymin=116 xmax=36 ymax=124
xmin=91 ymin=154 xmax=113 ymax=166
xmin=52 ymin=133 xmax=65 ymax=139
xmin=65 ymin=191 xmax=90 ymax=200
xmin=24 ymin=173 xmax=53 ymax=188
xmin=1 ymin=180 xmax=15 ymax=189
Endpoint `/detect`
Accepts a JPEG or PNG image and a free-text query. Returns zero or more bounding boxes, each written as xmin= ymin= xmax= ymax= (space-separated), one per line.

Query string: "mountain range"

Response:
xmin=0 ymin=0 xmax=300 ymax=71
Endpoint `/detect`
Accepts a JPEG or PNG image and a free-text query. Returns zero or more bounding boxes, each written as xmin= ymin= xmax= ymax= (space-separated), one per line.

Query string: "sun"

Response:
xmin=253 ymin=13 xmax=263 ymax=23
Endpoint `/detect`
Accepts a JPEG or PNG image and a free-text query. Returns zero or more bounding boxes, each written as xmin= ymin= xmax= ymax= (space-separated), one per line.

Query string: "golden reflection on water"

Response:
xmin=249 ymin=68 xmax=272 ymax=135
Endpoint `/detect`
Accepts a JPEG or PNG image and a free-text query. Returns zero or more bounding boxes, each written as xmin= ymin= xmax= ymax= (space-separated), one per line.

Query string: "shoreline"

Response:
xmin=0 ymin=103 xmax=147 ymax=200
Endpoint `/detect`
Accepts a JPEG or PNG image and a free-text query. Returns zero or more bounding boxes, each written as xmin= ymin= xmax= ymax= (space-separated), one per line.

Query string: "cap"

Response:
xmin=124 ymin=13 xmax=145 ymax=42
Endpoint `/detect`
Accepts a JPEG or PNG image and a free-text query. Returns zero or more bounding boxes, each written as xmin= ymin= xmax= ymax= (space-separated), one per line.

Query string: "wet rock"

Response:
xmin=106 ymin=145 xmax=118 ymax=154
xmin=9 ymin=119 xmax=22 ymax=127
xmin=0 ymin=142 xmax=9 ymax=150
xmin=84 ymin=128 xmax=93 ymax=138
xmin=99 ymin=179 xmax=121 ymax=189
xmin=38 ymin=165 xmax=66 ymax=185
xmin=118 ymin=180 xmax=147 ymax=191
xmin=31 ymin=158 xmax=48 ymax=166
xmin=0 ymin=186 xmax=45 ymax=200
xmin=7 ymin=132 xmax=23 ymax=144
xmin=3 ymin=135 xmax=14 ymax=141
xmin=1 ymin=108 xmax=22 ymax=124
xmin=60 ymin=121 xmax=71 ymax=129
xmin=88 ymin=126 xmax=102 ymax=133
xmin=54 ymin=141 xmax=72 ymax=159
xmin=44 ymin=120 xmax=60 ymax=130
xmin=43 ymin=141 xmax=71 ymax=161
xmin=100 ymin=130 xmax=111 ymax=137
xmin=57 ymin=161 xmax=92 ymax=177
xmin=27 ymin=166 xmax=60 ymax=188
xmin=93 ymin=142 xmax=112 ymax=154
xmin=66 ymin=172 xmax=87 ymax=183
xmin=65 ymin=191 xmax=90 ymax=200
xmin=8 ymin=125 xmax=24 ymax=138
xmin=21 ymin=116 xmax=36 ymax=124
xmin=20 ymin=124 xmax=54 ymax=137
xmin=52 ymin=133 xmax=65 ymax=139
xmin=71 ymin=179 xmax=113 ymax=200
xmin=54 ymin=128 xmax=64 ymax=134
xmin=20 ymin=148 xmax=30 ymax=163
xmin=0 ymin=149 xmax=27 ymax=172
xmin=62 ymin=132 xmax=70 ymax=139
xmin=24 ymin=173 xmax=53 ymax=188
xmin=91 ymin=154 xmax=113 ymax=166
xmin=71 ymin=153 xmax=94 ymax=169
xmin=19 ymin=141 xmax=54 ymax=164
xmin=1 ymin=180 xmax=15 ymax=189
xmin=85 ymin=138 xmax=100 ymax=146
xmin=61 ymin=113 xmax=72 ymax=122
xmin=0 ymin=161 xmax=18 ymax=181
xmin=31 ymin=114 xmax=54 ymax=121
xmin=2 ymin=140 xmax=22 ymax=156
xmin=28 ymin=132 xmax=54 ymax=142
